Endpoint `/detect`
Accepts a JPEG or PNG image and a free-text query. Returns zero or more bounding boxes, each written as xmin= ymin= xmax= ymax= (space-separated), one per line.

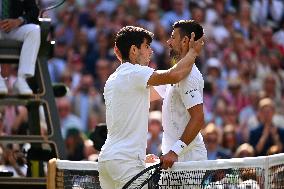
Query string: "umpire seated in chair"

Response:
xmin=0 ymin=0 xmax=40 ymax=95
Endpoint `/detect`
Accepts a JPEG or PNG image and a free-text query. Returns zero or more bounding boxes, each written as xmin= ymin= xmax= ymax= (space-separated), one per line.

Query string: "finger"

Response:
xmin=2 ymin=22 xmax=9 ymax=29
xmin=168 ymin=161 xmax=174 ymax=168
xmin=190 ymin=32 xmax=195 ymax=41
xmin=3 ymin=26 xmax=11 ymax=33
xmin=188 ymin=32 xmax=195 ymax=49
xmin=3 ymin=26 xmax=10 ymax=32
xmin=160 ymin=158 xmax=165 ymax=169
xmin=161 ymin=161 xmax=169 ymax=170
xmin=195 ymin=35 xmax=204 ymax=44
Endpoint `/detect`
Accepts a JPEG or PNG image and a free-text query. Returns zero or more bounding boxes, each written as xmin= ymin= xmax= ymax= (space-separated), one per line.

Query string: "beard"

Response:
xmin=169 ymin=48 xmax=181 ymax=60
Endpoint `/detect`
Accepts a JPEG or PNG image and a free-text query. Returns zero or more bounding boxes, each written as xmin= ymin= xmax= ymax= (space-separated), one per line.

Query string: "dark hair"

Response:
xmin=115 ymin=26 xmax=154 ymax=60
xmin=173 ymin=20 xmax=203 ymax=41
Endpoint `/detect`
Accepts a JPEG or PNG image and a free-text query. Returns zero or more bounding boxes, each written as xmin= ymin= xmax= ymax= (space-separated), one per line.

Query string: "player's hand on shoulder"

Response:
xmin=160 ymin=151 xmax=178 ymax=170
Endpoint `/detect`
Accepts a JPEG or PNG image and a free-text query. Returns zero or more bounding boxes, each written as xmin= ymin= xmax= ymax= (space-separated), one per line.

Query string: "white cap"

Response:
xmin=149 ymin=111 xmax=162 ymax=123
xmin=207 ymin=57 xmax=221 ymax=69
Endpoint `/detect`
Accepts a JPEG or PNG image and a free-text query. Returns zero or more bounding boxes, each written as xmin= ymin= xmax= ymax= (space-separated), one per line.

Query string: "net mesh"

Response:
xmin=48 ymin=153 xmax=284 ymax=189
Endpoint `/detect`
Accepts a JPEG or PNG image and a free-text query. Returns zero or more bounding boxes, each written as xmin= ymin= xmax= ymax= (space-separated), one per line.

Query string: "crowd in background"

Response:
xmin=1 ymin=0 xmax=284 ymax=177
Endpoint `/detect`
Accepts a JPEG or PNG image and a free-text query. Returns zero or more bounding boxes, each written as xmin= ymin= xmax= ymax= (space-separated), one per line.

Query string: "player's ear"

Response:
xmin=182 ymin=36 xmax=190 ymax=44
xmin=114 ymin=44 xmax=122 ymax=62
xmin=130 ymin=45 xmax=138 ymax=55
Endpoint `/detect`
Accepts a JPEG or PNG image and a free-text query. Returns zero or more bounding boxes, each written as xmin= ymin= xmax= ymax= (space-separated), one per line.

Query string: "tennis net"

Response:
xmin=47 ymin=153 xmax=284 ymax=189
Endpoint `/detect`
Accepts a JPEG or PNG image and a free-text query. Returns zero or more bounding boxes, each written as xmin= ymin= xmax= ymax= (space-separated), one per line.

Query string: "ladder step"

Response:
xmin=0 ymin=177 xmax=46 ymax=185
xmin=0 ymin=39 xmax=22 ymax=63
xmin=0 ymin=98 xmax=42 ymax=106
xmin=0 ymin=135 xmax=48 ymax=143
xmin=0 ymin=54 xmax=20 ymax=60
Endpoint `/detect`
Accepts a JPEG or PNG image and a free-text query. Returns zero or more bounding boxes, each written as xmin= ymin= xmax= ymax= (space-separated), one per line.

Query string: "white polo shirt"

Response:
xmin=155 ymin=64 xmax=206 ymax=159
xmin=99 ymin=62 xmax=154 ymax=162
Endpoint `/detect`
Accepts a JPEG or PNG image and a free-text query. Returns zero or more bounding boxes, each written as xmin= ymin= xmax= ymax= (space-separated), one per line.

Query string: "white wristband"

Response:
xmin=170 ymin=140 xmax=187 ymax=156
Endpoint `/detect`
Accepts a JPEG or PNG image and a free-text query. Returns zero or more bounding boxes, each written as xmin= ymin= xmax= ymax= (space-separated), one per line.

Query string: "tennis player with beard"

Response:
xmin=152 ymin=20 xmax=207 ymax=170
xmin=98 ymin=25 xmax=204 ymax=189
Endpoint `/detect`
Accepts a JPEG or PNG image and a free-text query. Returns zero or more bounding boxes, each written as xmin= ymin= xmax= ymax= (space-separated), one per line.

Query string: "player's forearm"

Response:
xmin=167 ymin=49 xmax=197 ymax=83
xmin=170 ymin=114 xmax=204 ymax=156
xmin=180 ymin=114 xmax=204 ymax=145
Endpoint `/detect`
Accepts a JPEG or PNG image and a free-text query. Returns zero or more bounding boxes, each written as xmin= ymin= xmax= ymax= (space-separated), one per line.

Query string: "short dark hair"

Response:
xmin=173 ymin=20 xmax=203 ymax=41
xmin=115 ymin=26 xmax=154 ymax=60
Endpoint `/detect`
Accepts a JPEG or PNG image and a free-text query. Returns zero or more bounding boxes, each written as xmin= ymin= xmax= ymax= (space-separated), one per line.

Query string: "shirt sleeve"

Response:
xmin=132 ymin=65 xmax=155 ymax=89
xmin=154 ymin=85 xmax=168 ymax=99
xmin=179 ymin=76 xmax=203 ymax=109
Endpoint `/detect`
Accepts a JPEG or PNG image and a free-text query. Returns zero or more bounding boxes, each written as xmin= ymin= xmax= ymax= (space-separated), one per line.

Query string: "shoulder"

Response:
xmin=250 ymin=125 xmax=263 ymax=136
xmin=133 ymin=64 xmax=154 ymax=72
xmin=180 ymin=65 xmax=202 ymax=85
xmin=216 ymin=149 xmax=231 ymax=159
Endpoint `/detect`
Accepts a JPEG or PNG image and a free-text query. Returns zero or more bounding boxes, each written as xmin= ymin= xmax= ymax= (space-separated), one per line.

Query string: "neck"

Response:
xmin=122 ymin=58 xmax=138 ymax=65
xmin=122 ymin=59 xmax=131 ymax=63
xmin=180 ymin=45 xmax=190 ymax=58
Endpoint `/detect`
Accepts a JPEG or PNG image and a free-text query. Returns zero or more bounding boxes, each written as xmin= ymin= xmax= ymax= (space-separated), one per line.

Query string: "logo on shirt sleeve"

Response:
xmin=185 ymin=89 xmax=197 ymax=98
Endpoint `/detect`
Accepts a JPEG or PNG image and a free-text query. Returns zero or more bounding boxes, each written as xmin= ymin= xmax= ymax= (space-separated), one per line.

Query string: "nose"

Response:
xmin=167 ymin=39 xmax=170 ymax=44
xmin=149 ymin=48 xmax=153 ymax=55
xmin=167 ymin=39 xmax=172 ymax=47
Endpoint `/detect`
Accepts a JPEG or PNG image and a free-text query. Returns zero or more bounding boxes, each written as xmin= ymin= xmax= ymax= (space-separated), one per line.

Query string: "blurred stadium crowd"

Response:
xmin=1 ymin=0 xmax=284 ymax=176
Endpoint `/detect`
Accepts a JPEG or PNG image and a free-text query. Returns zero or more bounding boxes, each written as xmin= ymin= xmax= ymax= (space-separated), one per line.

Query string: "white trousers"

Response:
xmin=98 ymin=159 xmax=147 ymax=189
xmin=0 ymin=24 xmax=41 ymax=77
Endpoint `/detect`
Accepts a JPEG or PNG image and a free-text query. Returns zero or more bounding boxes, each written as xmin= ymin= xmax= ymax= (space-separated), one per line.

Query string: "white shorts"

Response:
xmin=98 ymin=159 xmax=147 ymax=189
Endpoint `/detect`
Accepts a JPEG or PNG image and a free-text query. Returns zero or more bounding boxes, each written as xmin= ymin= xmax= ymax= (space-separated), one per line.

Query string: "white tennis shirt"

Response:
xmin=99 ymin=62 xmax=154 ymax=162
xmin=155 ymin=64 xmax=205 ymax=157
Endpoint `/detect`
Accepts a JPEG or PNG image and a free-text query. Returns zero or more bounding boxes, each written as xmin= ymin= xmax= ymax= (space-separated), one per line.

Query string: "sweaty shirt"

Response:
xmin=99 ymin=62 xmax=154 ymax=162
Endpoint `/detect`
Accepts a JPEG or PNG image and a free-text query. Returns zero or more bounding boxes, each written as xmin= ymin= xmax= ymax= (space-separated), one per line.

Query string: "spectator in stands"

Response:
xmin=71 ymin=73 xmax=103 ymax=134
xmin=234 ymin=143 xmax=255 ymax=158
xmin=48 ymin=39 xmax=67 ymax=83
xmin=0 ymin=111 xmax=5 ymax=136
xmin=261 ymin=74 xmax=281 ymax=106
xmin=239 ymin=89 xmax=261 ymax=141
xmin=251 ymin=0 xmax=284 ymax=29
xmin=138 ymin=4 xmax=161 ymax=32
xmin=56 ymin=97 xmax=82 ymax=139
xmin=161 ymin=0 xmax=190 ymax=32
xmin=222 ymin=124 xmax=238 ymax=156
xmin=94 ymin=59 xmax=112 ymax=94
xmin=65 ymin=128 xmax=86 ymax=161
xmin=205 ymin=57 xmax=226 ymax=92
xmin=249 ymin=98 xmax=284 ymax=156
xmin=147 ymin=111 xmax=162 ymax=156
xmin=0 ymin=0 xmax=40 ymax=95
xmin=203 ymin=123 xmax=231 ymax=160
xmin=0 ymin=144 xmax=27 ymax=177
xmin=267 ymin=144 xmax=282 ymax=155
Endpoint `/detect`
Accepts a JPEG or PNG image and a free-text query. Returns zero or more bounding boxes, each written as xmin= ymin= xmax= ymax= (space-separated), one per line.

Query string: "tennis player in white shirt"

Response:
xmin=98 ymin=26 xmax=204 ymax=189
xmin=152 ymin=20 xmax=207 ymax=170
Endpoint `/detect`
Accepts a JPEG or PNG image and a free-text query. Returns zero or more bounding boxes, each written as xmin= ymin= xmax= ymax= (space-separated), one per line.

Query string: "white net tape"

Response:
xmin=47 ymin=153 xmax=284 ymax=189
